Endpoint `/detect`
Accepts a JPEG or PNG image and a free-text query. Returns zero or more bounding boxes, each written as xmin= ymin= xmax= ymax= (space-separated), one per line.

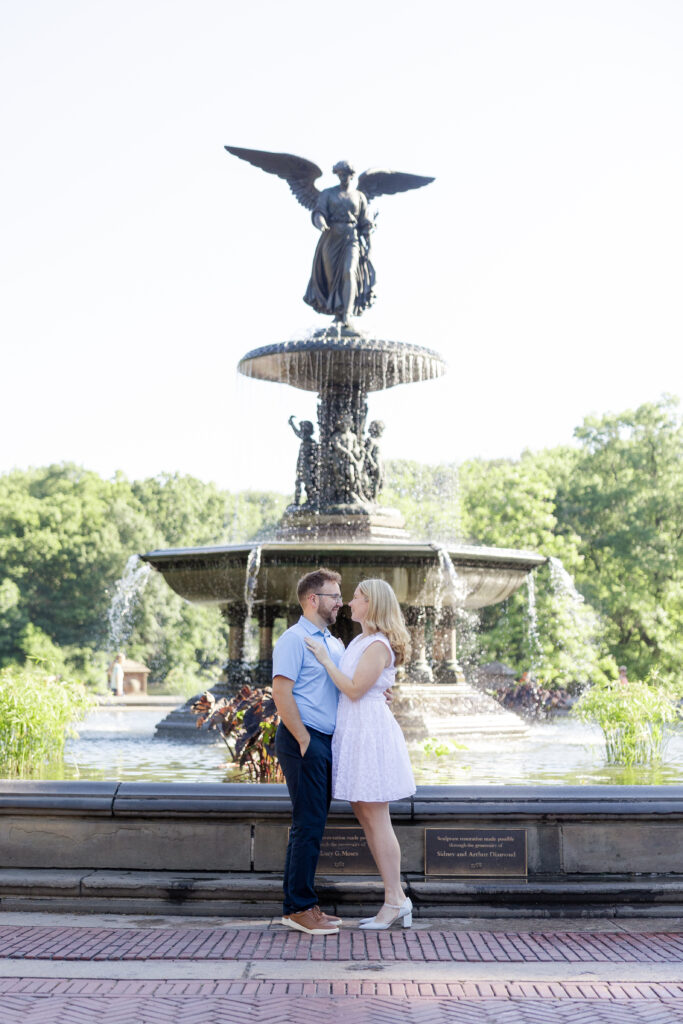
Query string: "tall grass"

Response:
xmin=0 ymin=665 xmax=94 ymax=777
xmin=573 ymin=680 xmax=680 ymax=766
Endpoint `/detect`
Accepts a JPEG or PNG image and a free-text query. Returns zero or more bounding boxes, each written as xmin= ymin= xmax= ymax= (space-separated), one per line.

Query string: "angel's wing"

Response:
xmin=357 ymin=169 xmax=435 ymax=202
xmin=225 ymin=146 xmax=323 ymax=211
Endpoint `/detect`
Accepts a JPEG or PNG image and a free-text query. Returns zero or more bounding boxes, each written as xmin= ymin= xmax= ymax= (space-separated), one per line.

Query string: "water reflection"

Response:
xmin=412 ymin=719 xmax=683 ymax=786
xmin=59 ymin=708 xmax=683 ymax=786
xmin=61 ymin=708 xmax=231 ymax=784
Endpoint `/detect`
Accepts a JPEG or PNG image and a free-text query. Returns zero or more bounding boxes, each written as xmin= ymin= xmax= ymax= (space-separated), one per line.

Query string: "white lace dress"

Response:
xmin=332 ymin=631 xmax=416 ymax=803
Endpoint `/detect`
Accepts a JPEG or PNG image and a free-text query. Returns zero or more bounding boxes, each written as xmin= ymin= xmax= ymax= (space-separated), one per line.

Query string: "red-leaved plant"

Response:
xmin=191 ymin=685 xmax=283 ymax=782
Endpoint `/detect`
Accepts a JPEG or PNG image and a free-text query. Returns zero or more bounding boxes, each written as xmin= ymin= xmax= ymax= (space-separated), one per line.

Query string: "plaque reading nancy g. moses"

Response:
xmin=314 ymin=827 xmax=378 ymax=874
xmin=425 ymin=828 xmax=527 ymax=877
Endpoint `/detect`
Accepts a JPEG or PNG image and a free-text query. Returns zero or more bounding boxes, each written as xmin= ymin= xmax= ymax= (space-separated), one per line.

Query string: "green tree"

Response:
xmin=384 ymin=460 xmax=460 ymax=539
xmin=557 ymin=396 xmax=682 ymax=683
xmin=0 ymin=465 xmax=289 ymax=686
xmin=131 ymin=473 xmax=229 ymax=548
xmin=458 ymin=448 xmax=613 ymax=686
xmin=126 ymin=475 xmax=287 ymax=687
xmin=0 ymin=464 xmax=152 ymax=663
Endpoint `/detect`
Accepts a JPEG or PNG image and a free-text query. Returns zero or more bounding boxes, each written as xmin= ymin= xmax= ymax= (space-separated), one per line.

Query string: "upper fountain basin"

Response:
xmin=238 ymin=327 xmax=447 ymax=393
xmin=140 ymin=541 xmax=546 ymax=611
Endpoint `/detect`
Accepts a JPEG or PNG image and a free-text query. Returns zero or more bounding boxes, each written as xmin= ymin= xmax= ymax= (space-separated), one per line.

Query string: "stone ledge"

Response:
xmin=0 ymin=781 xmax=118 ymax=815
xmin=4 ymin=782 xmax=683 ymax=819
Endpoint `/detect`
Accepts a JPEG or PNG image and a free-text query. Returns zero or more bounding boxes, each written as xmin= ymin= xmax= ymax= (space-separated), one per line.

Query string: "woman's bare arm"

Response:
xmin=304 ymin=639 xmax=390 ymax=701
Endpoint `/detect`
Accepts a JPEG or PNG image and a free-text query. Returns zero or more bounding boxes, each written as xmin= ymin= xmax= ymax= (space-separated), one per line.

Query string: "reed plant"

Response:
xmin=573 ymin=679 xmax=680 ymax=766
xmin=0 ymin=664 xmax=94 ymax=777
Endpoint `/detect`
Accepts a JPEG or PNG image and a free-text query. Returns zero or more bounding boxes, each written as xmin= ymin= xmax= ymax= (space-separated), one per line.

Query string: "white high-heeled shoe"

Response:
xmin=358 ymin=897 xmax=412 ymax=930
xmin=358 ymin=896 xmax=411 ymax=925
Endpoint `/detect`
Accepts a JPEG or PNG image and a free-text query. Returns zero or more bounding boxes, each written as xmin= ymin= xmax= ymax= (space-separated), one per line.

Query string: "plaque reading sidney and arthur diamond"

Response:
xmin=314 ymin=828 xmax=378 ymax=874
xmin=425 ymin=828 xmax=527 ymax=877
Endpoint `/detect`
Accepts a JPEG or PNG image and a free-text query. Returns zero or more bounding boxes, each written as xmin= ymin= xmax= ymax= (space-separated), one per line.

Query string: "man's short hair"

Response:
xmin=297 ymin=568 xmax=342 ymax=604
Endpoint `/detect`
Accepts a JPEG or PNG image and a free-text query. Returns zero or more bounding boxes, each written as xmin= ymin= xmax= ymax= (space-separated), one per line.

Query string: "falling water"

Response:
xmin=107 ymin=555 xmax=152 ymax=652
xmin=244 ymin=545 xmax=262 ymax=613
xmin=430 ymin=543 xmax=479 ymax=670
xmin=243 ymin=545 xmax=262 ymax=661
xmin=548 ymin=556 xmax=585 ymax=606
xmin=526 ymin=570 xmax=542 ymax=672
xmin=547 ymin=556 xmax=600 ymax=646
xmin=431 ymin=543 xmax=465 ymax=606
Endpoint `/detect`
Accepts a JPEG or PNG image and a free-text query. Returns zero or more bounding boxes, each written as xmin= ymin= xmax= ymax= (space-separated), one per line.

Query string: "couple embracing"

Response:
xmin=272 ymin=568 xmax=415 ymax=936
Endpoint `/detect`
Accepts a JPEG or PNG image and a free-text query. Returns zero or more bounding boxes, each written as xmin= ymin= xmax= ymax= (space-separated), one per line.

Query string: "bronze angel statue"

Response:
xmin=225 ymin=146 xmax=434 ymax=325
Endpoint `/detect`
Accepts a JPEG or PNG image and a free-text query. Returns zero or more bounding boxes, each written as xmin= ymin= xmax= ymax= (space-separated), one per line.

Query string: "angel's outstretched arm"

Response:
xmin=288 ymin=415 xmax=303 ymax=439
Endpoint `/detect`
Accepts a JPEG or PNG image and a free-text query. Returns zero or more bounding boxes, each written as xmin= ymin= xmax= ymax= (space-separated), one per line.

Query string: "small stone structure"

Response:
xmin=120 ymin=658 xmax=150 ymax=694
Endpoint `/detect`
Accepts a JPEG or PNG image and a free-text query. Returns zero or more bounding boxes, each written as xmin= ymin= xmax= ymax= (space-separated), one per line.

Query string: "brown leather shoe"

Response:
xmin=283 ymin=907 xmax=339 ymax=935
xmin=312 ymin=904 xmax=342 ymax=926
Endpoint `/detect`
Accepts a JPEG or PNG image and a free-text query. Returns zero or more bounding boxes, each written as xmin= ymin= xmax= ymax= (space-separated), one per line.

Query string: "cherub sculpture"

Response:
xmin=328 ymin=412 xmax=364 ymax=504
xmin=288 ymin=415 xmax=319 ymax=506
xmin=225 ymin=146 xmax=434 ymax=325
xmin=362 ymin=420 xmax=386 ymax=502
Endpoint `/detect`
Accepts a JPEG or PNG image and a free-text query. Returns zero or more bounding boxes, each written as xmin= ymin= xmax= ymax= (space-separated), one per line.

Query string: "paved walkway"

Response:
xmin=1 ymin=912 xmax=682 ymax=1022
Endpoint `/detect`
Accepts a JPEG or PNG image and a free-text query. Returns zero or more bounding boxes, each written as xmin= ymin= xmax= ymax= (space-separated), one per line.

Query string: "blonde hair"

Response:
xmin=357 ymin=578 xmax=411 ymax=667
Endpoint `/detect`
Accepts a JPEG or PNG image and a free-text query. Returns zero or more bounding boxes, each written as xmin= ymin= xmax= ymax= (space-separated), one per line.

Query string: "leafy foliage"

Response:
xmin=191 ymin=686 xmax=283 ymax=782
xmin=384 ymin=460 xmax=460 ymax=540
xmin=422 ymin=737 xmax=467 ymax=756
xmin=387 ymin=396 xmax=681 ymax=689
xmin=0 ymin=665 xmax=94 ymax=776
xmin=0 ymin=466 xmax=286 ymax=688
xmin=573 ymin=679 xmax=680 ymax=765
xmin=557 ymin=395 xmax=682 ymax=682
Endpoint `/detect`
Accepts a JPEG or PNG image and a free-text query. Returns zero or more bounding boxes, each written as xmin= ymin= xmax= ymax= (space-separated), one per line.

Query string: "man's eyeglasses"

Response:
xmin=313 ymin=592 xmax=344 ymax=604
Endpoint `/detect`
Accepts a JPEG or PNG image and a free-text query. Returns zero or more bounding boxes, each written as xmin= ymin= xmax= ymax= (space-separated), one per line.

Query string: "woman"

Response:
xmin=305 ymin=578 xmax=415 ymax=930
xmin=303 ymin=160 xmax=375 ymax=324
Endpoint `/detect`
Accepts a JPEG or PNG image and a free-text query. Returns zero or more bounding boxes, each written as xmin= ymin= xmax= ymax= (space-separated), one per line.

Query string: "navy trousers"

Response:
xmin=275 ymin=722 xmax=332 ymax=914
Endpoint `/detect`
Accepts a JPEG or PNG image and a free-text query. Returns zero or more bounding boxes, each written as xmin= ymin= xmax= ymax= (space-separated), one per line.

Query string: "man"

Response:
xmin=272 ymin=568 xmax=346 ymax=935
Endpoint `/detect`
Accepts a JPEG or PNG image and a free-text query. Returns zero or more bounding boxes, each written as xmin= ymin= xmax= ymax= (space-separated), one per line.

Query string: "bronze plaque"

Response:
xmin=315 ymin=827 xmax=378 ymax=875
xmin=425 ymin=828 xmax=527 ymax=877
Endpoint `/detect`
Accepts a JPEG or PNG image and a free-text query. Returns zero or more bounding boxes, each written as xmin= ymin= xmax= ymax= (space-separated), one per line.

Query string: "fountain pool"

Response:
xmin=57 ymin=707 xmax=683 ymax=787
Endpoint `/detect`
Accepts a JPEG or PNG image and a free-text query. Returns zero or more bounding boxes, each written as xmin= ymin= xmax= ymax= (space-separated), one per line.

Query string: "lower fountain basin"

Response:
xmin=140 ymin=541 xmax=546 ymax=611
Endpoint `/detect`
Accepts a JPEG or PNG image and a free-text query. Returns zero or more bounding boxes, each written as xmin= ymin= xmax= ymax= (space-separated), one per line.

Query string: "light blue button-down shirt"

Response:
xmin=272 ymin=615 xmax=345 ymax=734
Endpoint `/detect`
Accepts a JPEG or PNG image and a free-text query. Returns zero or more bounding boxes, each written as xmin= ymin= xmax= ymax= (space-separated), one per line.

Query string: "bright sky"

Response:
xmin=2 ymin=0 xmax=681 ymax=494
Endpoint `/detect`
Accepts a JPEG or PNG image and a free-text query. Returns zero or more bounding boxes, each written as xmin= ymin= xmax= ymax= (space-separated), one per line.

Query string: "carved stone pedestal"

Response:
xmin=432 ymin=607 xmax=466 ymax=684
xmin=277 ymin=504 xmax=407 ymax=541
xmin=403 ymin=606 xmax=433 ymax=683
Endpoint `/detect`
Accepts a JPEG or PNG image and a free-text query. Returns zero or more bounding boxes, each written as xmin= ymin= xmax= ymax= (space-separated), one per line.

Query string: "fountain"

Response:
xmin=107 ymin=554 xmax=152 ymax=653
xmin=142 ymin=145 xmax=546 ymax=743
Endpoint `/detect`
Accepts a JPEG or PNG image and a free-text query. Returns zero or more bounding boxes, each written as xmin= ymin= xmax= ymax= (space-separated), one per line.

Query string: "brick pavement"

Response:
xmin=1 ymin=921 xmax=683 ymax=1023
xmin=0 ymin=986 xmax=683 ymax=1023
xmin=2 ymin=925 xmax=683 ymax=963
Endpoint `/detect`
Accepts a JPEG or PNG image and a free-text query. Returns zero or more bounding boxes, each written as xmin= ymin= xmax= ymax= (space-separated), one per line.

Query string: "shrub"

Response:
xmin=191 ymin=686 xmax=283 ymax=782
xmin=0 ymin=665 xmax=94 ymax=776
xmin=572 ymin=679 xmax=680 ymax=766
